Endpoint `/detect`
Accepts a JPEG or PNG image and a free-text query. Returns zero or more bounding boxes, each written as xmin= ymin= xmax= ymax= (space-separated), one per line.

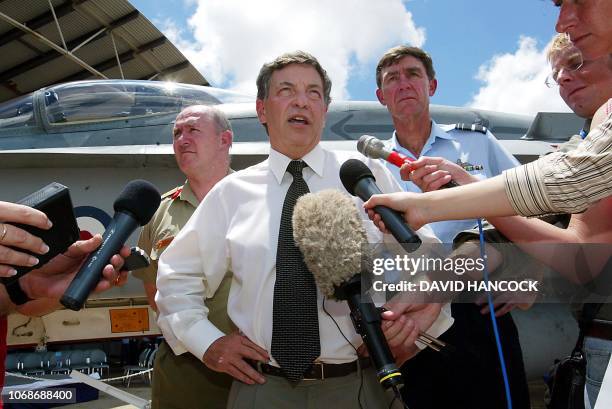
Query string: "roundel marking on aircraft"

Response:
xmin=74 ymin=206 xmax=112 ymax=240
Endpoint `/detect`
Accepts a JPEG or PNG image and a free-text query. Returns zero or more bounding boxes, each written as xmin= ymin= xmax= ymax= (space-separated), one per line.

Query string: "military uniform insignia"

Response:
xmin=154 ymin=236 xmax=175 ymax=251
xmin=169 ymin=187 xmax=183 ymax=200
xmin=161 ymin=186 xmax=184 ymax=201
xmin=455 ymin=122 xmax=488 ymax=134
xmin=456 ymin=159 xmax=484 ymax=171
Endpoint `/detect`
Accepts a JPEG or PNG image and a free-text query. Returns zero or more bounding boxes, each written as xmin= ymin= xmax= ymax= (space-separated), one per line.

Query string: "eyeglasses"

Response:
xmin=545 ymin=50 xmax=584 ymax=87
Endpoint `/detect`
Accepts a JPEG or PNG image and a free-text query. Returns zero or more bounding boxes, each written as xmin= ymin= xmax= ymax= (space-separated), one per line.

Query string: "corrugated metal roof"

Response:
xmin=0 ymin=0 xmax=208 ymax=103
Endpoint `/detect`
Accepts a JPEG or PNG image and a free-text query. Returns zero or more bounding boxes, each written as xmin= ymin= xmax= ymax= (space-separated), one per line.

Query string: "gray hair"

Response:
xmin=180 ymin=105 xmax=233 ymax=134
xmin=256 ymin=51 xmax=332 ymax=105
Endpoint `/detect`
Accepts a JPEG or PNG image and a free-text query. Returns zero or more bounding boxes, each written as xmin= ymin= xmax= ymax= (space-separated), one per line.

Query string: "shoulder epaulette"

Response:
xmin=454 ymin=123 xmax=488 ymax=134
xmin=162 ymin=186 xmax=183 ymax=200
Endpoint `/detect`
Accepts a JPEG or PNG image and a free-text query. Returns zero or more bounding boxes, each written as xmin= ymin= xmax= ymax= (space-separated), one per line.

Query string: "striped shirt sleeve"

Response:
xmin=503 ymin=106 xmax=612 ymax=216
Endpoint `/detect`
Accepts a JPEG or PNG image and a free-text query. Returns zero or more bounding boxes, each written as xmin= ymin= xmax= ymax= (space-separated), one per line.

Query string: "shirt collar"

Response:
xmin=430 ymin=120 xmax=457 ymax=141
xmin=389 ymin=120 xmax=456 ymax=158
xmin=179 ymin=180 xmax=200 ymax=207
xmin=269 ymin=144 xmax=325 ymax=184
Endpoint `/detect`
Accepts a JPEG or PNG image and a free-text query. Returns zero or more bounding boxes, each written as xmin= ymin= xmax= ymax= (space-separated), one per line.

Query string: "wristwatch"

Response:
xmin=5 ymin=279 xmax=32 ymax=306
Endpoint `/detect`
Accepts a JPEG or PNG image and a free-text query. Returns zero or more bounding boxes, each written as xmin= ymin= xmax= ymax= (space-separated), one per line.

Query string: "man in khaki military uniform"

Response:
xmin=134 ymin=105 xmax=234 ymax=409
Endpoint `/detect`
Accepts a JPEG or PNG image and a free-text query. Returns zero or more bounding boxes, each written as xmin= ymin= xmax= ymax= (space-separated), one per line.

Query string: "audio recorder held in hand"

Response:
xmin=2 ymin=182 xmax=80 ymax=284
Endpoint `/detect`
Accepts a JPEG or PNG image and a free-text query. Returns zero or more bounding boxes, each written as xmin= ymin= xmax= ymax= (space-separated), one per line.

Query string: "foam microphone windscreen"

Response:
xmin=293 ymin=189 xmax=371 ymax=298
xmin=113 ymin=180 xmax=161 ymax=226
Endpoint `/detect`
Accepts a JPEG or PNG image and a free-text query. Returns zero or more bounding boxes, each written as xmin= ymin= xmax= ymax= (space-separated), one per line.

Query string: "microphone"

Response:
xmin=357 ymin=135 xmax=458 ymax=188
xmin=60 ymin=180 xmax=161 ymax=311
xmin=339 ymin=159 xmax=421 ymax=249
xmin=293 ymin=189 xmax=403 ymax=391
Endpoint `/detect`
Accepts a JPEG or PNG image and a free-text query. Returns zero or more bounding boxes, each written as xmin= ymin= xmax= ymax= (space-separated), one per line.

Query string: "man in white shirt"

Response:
xmin=156 ymin=51 xmax=451 ymax=409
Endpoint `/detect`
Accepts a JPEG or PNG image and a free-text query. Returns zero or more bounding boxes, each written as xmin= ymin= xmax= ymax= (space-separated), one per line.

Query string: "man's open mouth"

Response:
xmin=288 ymin=115 xmax=310 ymax=125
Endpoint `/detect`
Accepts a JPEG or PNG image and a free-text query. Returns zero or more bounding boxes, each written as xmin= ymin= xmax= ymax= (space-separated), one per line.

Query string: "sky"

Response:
xmin=130 ymin=0 xmax=570 ymax=116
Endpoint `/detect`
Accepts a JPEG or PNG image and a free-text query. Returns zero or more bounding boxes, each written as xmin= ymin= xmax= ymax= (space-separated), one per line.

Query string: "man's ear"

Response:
xmin=429 ymin=78 xmax=438 ymax=97
xmin=220 ymin=130 xmax=233 ymax=148
xmin=256 ymin=99 xmax=266 ymax=125
xmin=376 ymin=88 xmax=386 ymax=106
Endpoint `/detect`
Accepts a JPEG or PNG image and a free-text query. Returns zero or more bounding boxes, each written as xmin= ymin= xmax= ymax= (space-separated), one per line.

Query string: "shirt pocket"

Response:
xmin=151 ymin=231 xmax=176 ymax=260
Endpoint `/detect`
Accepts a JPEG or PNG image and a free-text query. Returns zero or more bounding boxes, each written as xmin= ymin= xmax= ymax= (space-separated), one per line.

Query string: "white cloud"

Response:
xmin=467 ymin=36 xmax=571 ymax=116
xmin=159 ymin=0 xmax=425 ymax=100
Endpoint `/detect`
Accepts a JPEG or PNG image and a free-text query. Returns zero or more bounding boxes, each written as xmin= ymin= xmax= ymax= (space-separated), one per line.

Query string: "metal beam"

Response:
xmin=0 ymin=11 xmax=140 ymax=84
xmin=0 ymin=10 xmax=106 ymax=79
xmin=56 ymin=37 xmax=167 ymax=83
xmin=71 ymin=9 xmax=140 ymax=52
xmin=110 ymin=32 xmax=125 ymax=79
xmin=48 ymin=0 xmax=68 ymax=50
xmin=0 ymin=0 xmax=87 ymax=48
xmin=140 ymin=61 xmax=202 ymax=82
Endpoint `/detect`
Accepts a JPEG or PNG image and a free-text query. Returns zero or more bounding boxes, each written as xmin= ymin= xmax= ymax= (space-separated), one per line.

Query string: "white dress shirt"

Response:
xmin=156 ymin=144 xmax=451 ymax=365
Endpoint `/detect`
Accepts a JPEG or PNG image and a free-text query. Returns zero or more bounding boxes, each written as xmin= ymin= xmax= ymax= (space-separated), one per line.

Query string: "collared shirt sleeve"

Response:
xmin=155 ymin=187 xmax=230 ymax=360
xmin=503 ymin=111 xmax=612 ymax=216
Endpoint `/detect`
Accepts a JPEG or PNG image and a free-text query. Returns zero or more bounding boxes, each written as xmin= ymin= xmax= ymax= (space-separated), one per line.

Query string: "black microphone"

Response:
xmin=60 ymin=180 xmax=161 ymax=311
xmin=293 ymin=189 xmax=404 ymax=391
xmin=340 ymin=159 xmax=421 ymax=250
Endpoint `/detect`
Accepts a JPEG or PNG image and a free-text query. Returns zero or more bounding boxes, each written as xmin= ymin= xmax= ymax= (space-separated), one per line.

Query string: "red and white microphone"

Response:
xmin=356 ymin=135 xmax=458 ymax=188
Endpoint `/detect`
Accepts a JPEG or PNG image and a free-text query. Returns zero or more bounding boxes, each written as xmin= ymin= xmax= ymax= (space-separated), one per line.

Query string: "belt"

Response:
xmin=586 ymin=322 xmax=612 ymax=341
xmin=248 ymin=359 xmax=371 ymax=381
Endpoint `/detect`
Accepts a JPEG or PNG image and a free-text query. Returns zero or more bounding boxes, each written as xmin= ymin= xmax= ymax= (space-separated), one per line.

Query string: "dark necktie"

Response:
xmin=271 ymin=160 xmax=320 ymax=383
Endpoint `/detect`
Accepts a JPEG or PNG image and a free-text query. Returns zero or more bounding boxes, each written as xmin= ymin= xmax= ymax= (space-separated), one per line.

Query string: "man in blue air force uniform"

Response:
xmin=374 ymin=45 xmax=530 ymax=409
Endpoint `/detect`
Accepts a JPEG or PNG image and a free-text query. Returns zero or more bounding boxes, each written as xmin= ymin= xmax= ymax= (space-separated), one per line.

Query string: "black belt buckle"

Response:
xmin=302 ymin=362 xmax=325 ymax=381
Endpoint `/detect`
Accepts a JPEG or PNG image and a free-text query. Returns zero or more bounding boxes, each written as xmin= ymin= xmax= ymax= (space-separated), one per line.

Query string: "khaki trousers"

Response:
xmin=227 ymin=366 xmax=402 ymax=409
xmin=151 ymin=340 xmax=232 ymax=409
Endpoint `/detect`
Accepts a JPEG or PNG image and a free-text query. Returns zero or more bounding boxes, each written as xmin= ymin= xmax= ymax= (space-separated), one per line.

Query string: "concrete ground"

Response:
xmin=54 ymin=384 xmax=151 ymax=409
xmin=52 ymin=379 xmax=547 ymax=409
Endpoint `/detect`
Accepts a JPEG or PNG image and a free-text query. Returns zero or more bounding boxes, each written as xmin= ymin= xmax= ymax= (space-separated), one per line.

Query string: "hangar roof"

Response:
xmin=0 ymin=0 xmax=208 ymax=103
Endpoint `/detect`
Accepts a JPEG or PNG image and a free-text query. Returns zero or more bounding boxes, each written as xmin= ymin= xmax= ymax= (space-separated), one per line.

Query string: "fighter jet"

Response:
xmin=0 ymin=78 xmax=585 ymax=381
